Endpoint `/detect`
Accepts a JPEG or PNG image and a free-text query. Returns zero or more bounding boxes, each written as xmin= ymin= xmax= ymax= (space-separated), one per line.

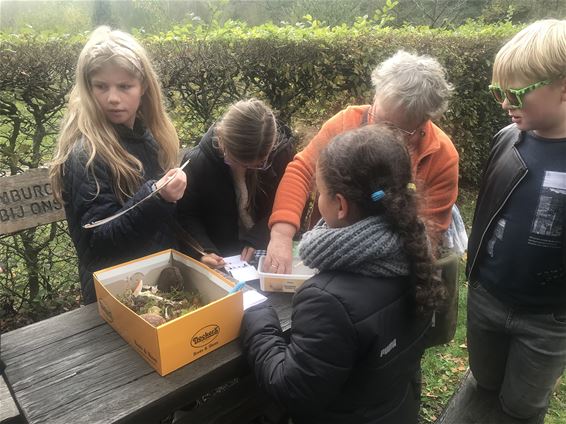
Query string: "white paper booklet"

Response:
xmin=223 ymin=255 xmax=259 ymax=282
xmin=243 ymin=289 xmax=267 ymax=310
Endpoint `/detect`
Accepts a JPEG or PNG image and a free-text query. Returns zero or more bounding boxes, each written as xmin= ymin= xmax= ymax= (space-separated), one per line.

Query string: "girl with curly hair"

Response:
xmin=242 ymin=124 xmax=445 ymax=424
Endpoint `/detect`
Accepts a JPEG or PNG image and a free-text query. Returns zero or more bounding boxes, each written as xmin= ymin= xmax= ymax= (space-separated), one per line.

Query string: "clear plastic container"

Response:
xmin=257 ymin=256 xmax=316 ymax=293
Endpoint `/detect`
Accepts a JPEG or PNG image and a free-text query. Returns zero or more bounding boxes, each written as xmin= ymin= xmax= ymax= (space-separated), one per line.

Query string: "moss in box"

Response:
xmin=116 ymin=265 xmax=206 ymax=327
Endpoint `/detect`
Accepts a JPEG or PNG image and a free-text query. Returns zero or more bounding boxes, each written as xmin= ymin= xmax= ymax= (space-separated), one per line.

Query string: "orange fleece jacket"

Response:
xmin=269 ymin=105 xmax=459 ymax=243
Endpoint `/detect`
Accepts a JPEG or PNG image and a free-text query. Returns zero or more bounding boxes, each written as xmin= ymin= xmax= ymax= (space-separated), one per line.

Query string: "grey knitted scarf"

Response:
xmin=298 ymin=216 xmax=410 ymax=278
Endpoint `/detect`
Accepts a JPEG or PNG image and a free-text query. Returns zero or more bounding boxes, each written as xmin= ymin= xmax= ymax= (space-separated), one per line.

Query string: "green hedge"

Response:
xmin=0 ymin=20 xmax=521 ymax=328
xmin=1 ymin=20 xmax=519 ymax=186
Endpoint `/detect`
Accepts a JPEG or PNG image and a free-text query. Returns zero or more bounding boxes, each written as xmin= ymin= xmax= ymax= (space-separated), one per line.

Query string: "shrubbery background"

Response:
xmin=1 ymin=19 xmax=515 ymax=327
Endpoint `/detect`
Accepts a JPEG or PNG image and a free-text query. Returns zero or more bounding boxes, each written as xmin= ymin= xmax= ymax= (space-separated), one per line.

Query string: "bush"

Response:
xmin=0 ymin=20 xmax=519 ymax=328
xmin=1 ymin=21 xmax=518 ymax=181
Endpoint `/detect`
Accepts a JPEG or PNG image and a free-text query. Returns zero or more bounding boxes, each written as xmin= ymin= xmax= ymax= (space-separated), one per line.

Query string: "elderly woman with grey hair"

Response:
xmin=264 ymin=50 xmax=459 ymax=274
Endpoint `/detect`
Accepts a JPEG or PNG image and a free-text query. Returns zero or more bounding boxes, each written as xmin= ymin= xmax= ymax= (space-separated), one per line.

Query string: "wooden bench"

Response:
xmin=1 ymin=168 xmax=63 ymax=424
xmin=1 ymin=283 xmax=293 ymax=424
xmin=0 ymin=166 xmax=291 ymax=423
xmin=4 ymin=169 xmax=547 ymax=423
xmin=437 ymin=369 xmax=545 ymax=424
xmin=0 ymin=375 xmax=22 ymax=424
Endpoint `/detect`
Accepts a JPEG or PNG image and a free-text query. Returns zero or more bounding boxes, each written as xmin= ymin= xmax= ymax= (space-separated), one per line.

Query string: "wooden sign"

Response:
xmin=0 ymin=168 xmax=66 ymax=235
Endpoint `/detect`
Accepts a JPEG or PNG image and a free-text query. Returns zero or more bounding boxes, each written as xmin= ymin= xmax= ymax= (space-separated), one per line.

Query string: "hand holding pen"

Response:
xmin=154 ymin=166 xmax=187 ymax=203
xmin=84 ymin=158 xmax=191 ymax=229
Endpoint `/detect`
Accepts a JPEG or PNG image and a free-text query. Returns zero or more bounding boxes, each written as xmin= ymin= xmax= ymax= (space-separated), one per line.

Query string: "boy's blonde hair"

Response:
xmin=50 ymin=26 xmax=179 ymax=202
xmin=493 ymin=19 xmax=566 ymax=88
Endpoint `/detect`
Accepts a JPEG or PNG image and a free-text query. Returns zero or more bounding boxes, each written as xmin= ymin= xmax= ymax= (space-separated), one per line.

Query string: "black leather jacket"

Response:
xmin=466 ymin=124 xmax=566 ymax=280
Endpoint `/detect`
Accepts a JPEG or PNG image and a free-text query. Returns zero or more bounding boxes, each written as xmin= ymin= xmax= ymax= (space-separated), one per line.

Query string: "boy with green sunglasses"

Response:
xmin=467 ymin=19 xmax=566 ymax=422
xmin=489 ymin=79 xmax=552 ymax=109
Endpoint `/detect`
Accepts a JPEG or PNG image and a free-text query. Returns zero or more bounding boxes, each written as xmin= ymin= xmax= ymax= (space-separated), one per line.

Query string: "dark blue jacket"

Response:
xmin=63 ymin=121 xmax=178 ymax=304
xmin=241 ymin=270 xmax=429 ymax=424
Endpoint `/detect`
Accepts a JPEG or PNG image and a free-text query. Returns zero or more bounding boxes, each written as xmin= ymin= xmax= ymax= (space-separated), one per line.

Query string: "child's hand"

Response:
xmin=240 ymin=246 xmax=256 ymax=262
xmin=156 ymin=168 xmax=187 ymax=202
xmin=201 ymin=253 xmax=225 ymax=269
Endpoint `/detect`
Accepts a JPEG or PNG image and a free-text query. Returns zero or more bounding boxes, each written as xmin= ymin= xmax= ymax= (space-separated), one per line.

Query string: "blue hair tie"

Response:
xmin=371 ymin=190 xmax=385 ymax=202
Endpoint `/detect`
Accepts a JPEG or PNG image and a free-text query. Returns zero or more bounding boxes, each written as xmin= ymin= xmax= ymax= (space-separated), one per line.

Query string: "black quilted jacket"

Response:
xmin=241 ymin=270 xmax=429 ymax=424
xmin=62 ymin=121 xmax=178 ymax=304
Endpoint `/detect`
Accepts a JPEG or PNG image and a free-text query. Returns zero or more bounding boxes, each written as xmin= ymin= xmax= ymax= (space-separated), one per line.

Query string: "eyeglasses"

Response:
xmin=488 ymin=80 xmax=552 ymax=109
xmin=223 ymin=153 xmax=273 ymax=171
xmin=368 ymin=110 xmax=420 ymax=137
xmin=382 ymin=121 xmax=419 ymax=137
xmin=222 ymin=140 xmax=280 ymax=171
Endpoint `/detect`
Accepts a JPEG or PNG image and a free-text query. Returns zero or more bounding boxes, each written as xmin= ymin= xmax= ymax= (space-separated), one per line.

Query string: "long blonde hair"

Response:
xmin=50 ymin=26 xmax=179 ymax=202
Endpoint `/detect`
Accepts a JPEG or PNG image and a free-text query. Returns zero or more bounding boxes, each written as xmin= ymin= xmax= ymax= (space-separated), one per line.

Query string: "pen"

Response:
xmin=84 ymin=158 xmax=191 ymax=229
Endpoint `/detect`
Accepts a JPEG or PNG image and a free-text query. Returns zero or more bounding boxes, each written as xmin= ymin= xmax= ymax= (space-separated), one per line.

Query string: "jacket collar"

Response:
xmin=496 ymin=123 xmax=524 ymax=147
xmin=114 ymin=119 xmax=149 ymax=143
xmin=513 ymin=126 xmax=524 ymax=146
xmin=198 ymin=124 xmax=225 ymax=165
xmin=413 ymin=120 xmax=440 ymax=161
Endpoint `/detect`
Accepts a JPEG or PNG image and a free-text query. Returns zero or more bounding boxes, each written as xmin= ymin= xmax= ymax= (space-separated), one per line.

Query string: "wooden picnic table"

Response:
xmin=0 ymin=280 xmax=293 ymax=424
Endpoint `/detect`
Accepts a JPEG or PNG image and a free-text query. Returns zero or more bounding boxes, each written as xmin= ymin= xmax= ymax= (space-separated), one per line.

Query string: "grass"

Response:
xmin=3 ymin=185 xmax=564 ymax=423
xmin=420 ymin=186 xmax=566 ymax=423
xmin=420 ymin=261 xmax=469 ymax=423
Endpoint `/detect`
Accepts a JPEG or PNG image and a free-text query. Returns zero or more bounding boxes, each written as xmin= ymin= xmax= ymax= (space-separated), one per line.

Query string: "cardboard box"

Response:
xmin=93 ymin=249 xmax=244 ymax=376
xmin=258 ymin=256 xmax=315 ymax=293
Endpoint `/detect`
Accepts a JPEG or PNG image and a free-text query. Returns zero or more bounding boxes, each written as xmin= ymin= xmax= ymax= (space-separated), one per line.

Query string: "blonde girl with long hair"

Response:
xmin=50 ymin=26 xmax=186 ymax=304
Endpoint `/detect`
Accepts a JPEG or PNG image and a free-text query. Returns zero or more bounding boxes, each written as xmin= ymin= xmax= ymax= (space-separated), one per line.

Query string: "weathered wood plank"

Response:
xmin=2 ymin=313 xmax=246 ymax=424
xmin=1 ymin=285 xmax=293 ymax=424
xmin=437 ymin=370 xmax=544 ymax=424
xmin=0 ymin=374 xmax=22 ymax=424
xmin=0 ymin=168 xmax=65 ymax=235
xmin=175 ymin=374 xmax=284 ymax=424
xmin=1 ymin=304 xmax=104 ymax=361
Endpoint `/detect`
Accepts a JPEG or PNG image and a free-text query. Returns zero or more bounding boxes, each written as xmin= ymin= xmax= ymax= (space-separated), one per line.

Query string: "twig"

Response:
xmin=83 ymin=158 xmax=191 ymax=229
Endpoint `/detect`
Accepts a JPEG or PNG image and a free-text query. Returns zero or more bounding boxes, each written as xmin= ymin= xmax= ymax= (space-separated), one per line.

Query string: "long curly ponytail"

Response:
xmin=318 ymin=124 xmax=446 ymax=314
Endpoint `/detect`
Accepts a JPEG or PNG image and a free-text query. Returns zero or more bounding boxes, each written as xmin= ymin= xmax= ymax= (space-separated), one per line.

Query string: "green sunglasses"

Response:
xmin=488 ymin=79 xmax=552 ymax=109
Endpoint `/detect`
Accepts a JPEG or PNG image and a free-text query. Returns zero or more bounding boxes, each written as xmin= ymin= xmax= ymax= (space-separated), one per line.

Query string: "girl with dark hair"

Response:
xmin=177 ymin=99 xmax=293 ymax=268
xmin=241 ymin=124 xmax=445 ymax=424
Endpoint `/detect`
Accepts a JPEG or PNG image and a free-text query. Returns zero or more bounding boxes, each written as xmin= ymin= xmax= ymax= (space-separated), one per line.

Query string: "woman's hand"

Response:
xmin=240 ymin=246 xmax=256 ymax=263
xmin=156 ymin=168 xmax=187 ymax=202
xmin=201 ymin=253 xmax=225 ymax=269
xmin=263 ymin=222 xmax=296 ymax=274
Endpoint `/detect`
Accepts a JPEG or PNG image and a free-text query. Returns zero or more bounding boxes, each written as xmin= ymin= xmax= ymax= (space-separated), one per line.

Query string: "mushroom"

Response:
xmin=140 ymin=313 xmax=166 ymax=327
